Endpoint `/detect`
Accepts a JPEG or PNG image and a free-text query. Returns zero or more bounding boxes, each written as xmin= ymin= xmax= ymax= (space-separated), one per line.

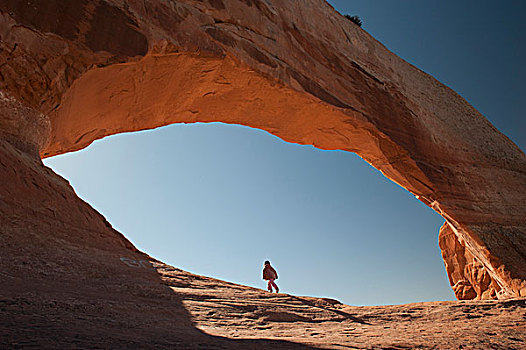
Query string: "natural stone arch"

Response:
xmin=1 ymin=0 xmax=525 ymax=300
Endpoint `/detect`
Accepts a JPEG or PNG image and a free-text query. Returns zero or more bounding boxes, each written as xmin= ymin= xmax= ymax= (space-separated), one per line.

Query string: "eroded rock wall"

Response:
xmin=439 ymin=223 xmax=501 ymax=300
xmin=0 ymin=0 xmax=525 ymax=300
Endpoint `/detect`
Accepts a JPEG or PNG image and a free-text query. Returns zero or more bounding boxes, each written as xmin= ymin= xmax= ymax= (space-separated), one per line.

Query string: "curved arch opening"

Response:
xmin=34 ymin=47 xmax=526 ymax=301
xmin=43 ymin=122 xmax=452 ymax=305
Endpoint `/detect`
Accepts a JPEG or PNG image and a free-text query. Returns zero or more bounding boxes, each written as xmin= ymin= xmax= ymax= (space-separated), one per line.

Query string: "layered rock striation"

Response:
xmin=0 ymin=0 xmax=525 ymax=308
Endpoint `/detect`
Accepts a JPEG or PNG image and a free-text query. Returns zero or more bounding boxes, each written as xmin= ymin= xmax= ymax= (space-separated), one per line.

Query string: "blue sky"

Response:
xmin=43 ymin=1 xmax=525 ymax=306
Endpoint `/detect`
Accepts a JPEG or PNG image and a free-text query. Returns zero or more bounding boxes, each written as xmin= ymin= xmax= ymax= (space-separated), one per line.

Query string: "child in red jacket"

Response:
xmin=263 ymin=260 xmax=279 ymax=293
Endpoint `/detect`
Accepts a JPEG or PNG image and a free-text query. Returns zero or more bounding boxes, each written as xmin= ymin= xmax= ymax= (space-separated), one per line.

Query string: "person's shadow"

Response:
xmin=289 ymin=295 xmax=371 ymax=325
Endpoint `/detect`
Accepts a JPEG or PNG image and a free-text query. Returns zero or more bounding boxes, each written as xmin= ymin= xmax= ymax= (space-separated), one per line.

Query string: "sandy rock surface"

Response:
xmin=3 ymin=258 xmax=526 ymax=349
xmin=158 ymin=263 xmax=526 ymax=349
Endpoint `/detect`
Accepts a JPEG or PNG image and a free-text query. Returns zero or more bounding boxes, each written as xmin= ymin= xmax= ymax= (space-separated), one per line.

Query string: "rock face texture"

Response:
xmin=1 ymin=0 xmax=525 ymax=345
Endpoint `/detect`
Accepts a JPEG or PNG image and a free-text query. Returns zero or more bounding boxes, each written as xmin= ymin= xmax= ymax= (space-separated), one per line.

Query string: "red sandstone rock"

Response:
xmin=1 ymin=0 xmax=526 ymax=347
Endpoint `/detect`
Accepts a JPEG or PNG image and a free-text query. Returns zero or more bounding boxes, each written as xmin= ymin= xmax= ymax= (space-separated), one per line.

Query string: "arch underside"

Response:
xmin=1 ymin=0 xmax=525 ymax=300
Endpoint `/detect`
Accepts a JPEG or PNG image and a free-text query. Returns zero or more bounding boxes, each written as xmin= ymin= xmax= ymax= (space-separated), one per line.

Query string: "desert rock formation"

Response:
xmin=1 ymin=0 xmax=526 ymax=346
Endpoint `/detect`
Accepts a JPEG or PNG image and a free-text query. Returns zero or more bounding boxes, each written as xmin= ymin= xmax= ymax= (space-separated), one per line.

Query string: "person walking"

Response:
xmin=263 ymin=260 xmax=279 ymax=293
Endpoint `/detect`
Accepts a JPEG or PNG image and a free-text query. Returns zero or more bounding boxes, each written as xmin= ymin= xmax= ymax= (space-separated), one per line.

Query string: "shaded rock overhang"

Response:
xmin=0 ymin=0 xmax=525 ymax=300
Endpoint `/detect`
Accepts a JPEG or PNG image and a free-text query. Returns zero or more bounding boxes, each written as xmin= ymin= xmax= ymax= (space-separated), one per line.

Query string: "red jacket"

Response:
xmin=263 ymin=265 xmax=278 ymax=280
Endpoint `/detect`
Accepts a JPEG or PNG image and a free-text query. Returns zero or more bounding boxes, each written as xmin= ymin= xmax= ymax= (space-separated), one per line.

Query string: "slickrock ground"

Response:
xmin=3 ymin=257 xmax=526 ymax=349
xmin=159 ymin=262 xmax=526 ymax=349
